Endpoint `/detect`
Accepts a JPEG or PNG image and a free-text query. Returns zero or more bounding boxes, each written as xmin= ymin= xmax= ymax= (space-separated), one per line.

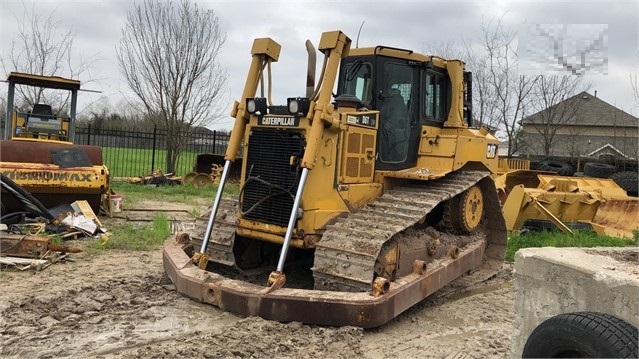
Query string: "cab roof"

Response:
xmin=7 ymin=72 xmax=81 ymax=91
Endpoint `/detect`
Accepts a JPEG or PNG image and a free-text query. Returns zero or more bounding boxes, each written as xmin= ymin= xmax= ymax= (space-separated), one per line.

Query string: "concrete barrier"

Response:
xmin=510 ymin=246 xmax=639 ymax=358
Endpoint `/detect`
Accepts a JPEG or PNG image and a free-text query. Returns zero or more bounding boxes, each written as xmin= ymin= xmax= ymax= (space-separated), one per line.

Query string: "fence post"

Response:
xmin=213 ymin=130 xmax=217 ymax=153
xmin=151 ymin=125 xmax=157 ymax=172
xmin=87 ymin=124 xmax=91 ymax=145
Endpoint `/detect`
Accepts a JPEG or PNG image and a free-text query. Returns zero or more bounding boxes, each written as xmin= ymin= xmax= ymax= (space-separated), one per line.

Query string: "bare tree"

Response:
xmin=523 ymin=76 xmax=590 ymax=156
xmin=0 ymin=97 xmax=6 ymax=126
xmin=470 ymin=53 xmax=500 ymax=131
xmin=479 ymin=17 xmax=538 ymax=156
xmin=561 ymin=123 xmax=594 ymax=158
xmin=116 ymin=0 xmax=228 ymax=173
xmin=422 ymin=39 xmax=499 ymax=131
xmin=604 ymin=104 xmax=638 ymax=161
xmin=1 ymin=4 xmax=96 ymax=113
xmin=631 ymin=74 xmax=639 ymax=106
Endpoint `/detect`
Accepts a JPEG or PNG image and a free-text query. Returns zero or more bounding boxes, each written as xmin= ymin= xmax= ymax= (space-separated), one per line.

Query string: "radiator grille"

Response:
xmin=241 ymin=128 xmax=304 ymax=227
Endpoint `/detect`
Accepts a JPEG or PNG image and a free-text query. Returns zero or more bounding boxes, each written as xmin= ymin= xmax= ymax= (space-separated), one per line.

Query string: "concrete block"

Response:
xmin=510 ymin=246 xmax=639 ymax=358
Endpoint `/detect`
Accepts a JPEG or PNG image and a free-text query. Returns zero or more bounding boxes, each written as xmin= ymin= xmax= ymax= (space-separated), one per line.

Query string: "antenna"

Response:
xmin=356 ymin=21 xmax=365 ymax=48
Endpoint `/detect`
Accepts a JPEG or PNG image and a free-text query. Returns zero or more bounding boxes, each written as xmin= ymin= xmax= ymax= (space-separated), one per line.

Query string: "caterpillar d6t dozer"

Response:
xmin=163 ymin=30 xmax=507 ymax=328
xmin=0 ymin=72 xmax=109 ymax=216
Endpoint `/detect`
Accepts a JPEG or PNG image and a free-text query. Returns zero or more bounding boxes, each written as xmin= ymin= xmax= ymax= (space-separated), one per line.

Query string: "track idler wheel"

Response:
xmin=447 ymin=185 xmax=484 ymax=233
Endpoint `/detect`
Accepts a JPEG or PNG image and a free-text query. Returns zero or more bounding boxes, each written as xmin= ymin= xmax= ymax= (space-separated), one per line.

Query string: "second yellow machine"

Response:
xmin=164 ymin=30 xmax=507 ymax=327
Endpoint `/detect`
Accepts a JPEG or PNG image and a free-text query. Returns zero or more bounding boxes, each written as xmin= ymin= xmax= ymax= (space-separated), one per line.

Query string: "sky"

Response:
xmin=1 ymin=0 xmax=637 ymax=131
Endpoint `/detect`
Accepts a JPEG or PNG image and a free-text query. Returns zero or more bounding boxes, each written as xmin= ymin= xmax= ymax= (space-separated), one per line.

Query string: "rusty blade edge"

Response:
xmin=163 ymin=237 xmax=486 ymax=328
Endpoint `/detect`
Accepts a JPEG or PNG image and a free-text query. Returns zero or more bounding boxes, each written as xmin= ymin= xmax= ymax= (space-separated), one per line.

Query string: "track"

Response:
xmin=313 ymin=171 xmax=504 ymax=292
xmin=192 ymin=197 xmax=239 ymax=267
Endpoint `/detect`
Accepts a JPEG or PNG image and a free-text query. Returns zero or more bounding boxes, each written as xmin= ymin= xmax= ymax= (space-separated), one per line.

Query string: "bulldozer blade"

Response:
xmin=591 ymin=198 xmax=639 ymax=239
xmin=532 ymin=199 xmax=574 ymax=235
xmin=503 ymin=180 xmax=639 ymax=240
xmin=163 ymin=238 xmax=488 ymax=328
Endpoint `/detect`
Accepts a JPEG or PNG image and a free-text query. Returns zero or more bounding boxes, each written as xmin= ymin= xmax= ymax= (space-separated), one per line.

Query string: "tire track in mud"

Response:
xmin=104 ymin=318 xmax=366 ymax=359
xmin=0 ymin=269 xmax=236 ymax=359
xmin=0 ymin=250 xmax=368 ymax=359
xmin=361 ymin=264 xmax=514 ymax=359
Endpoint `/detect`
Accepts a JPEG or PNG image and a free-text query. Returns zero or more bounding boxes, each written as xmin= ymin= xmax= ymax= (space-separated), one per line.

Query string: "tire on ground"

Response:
xmin=522 ymin=312 xmax=638 ymax=358
xmin=537 ymin=160 xmax=574 ymax=176
xmin=583 ymin=162 xmax=616 ymax=178
xmin=610 ymin=171 xmax=639 ymax=195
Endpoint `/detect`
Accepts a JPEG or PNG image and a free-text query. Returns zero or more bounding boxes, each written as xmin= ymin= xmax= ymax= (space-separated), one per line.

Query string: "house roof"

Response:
xmin=520 ymin=91 xmax=638 ymax=127
xmin=192 ymin=126 xmax=217 ymax=135
xmin=586 ymin=143 xmax=633 ymax=159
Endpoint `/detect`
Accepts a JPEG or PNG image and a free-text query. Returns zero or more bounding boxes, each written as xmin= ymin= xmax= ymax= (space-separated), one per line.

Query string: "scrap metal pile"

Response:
xmin=1 ymin=173 xmax=108 ymax=270
xmin=125 ymin=169 xmax=183 ymax=186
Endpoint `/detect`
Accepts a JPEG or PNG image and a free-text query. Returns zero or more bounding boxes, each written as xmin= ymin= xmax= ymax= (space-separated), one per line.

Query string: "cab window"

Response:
xmin=379 ymin=62 xmax=413 ymax=163
xmin=341 ymin=61 xmax=373 ymax=107
xmin=424 ymin=72 xmax=447 ymax=121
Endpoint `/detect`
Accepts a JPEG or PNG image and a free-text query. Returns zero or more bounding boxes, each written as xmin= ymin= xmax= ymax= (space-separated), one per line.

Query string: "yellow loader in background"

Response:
xmin=0 ymin=72 xmax=110 ymax=218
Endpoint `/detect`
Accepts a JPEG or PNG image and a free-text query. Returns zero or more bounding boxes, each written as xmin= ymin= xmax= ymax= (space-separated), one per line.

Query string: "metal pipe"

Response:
xmin=5 ymin=81 xmax=15 ymax=139
xmin=305 ymin=40 xmax=316 ymax=99
xmin=69 ymin=89 xmax=78 ymax=142
xmin=276 ymin=167 xmax=309 ymax=272
xmin=267 ymin=60 xmax=273 ymax=106
xmin=200 ymin=160 xmax=232 ymax=253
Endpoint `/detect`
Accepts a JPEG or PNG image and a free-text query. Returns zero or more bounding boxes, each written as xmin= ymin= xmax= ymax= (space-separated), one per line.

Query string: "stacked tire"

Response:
xmin=609 ymin=171 xmax=639 ymax=196
xmin=583 ymin=162 xmax=616 ymax=178
xmin=537 ymin=160 xmax=574 ymax=176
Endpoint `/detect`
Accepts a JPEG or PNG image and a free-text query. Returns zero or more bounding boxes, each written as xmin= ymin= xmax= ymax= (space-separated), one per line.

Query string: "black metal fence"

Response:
xmin=74 ymin=125 xmax=231 ymax=178
xmin=1 ymin=120 xmax=231 ymax=178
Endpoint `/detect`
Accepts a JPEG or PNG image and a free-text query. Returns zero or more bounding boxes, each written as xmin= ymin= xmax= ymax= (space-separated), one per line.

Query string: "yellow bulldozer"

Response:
xmin=0 ymin=72 xmax=110 ymax=219
xmin=163 ymin=30 xmax=507 ymax=327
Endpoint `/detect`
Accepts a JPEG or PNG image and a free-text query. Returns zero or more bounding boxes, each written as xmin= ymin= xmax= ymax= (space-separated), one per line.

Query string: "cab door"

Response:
xmin=375 ymin=58 xmax=420 ymax=171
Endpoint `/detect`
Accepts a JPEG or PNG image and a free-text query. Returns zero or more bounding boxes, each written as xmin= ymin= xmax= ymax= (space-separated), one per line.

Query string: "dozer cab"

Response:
xmin=1 ymin=72 xmax=110 ymax=217
xmin=163 ymin=30 xmax=507 ymax=328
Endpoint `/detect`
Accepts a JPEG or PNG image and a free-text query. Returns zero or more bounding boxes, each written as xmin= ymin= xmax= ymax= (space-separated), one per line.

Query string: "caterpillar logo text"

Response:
xmin=258 ymin=116 xmax=299 ymax=126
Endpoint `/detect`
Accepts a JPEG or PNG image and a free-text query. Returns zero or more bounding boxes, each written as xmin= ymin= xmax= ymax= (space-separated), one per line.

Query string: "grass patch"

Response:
xmin=90 ymin=214 xmax=171 ymax=251
xmin=103 ymin=147 xmax=203 ymax=178
xmin=88 ymin=181 xmax=239 ymax=253
xmin=506 ymin=229 xmax=638 ymax=262
xmin=110 ymin=181 xmax=239 ymax=205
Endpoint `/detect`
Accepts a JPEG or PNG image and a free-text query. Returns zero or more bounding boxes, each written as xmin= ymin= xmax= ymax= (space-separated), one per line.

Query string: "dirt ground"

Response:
xmin=0 ymin=200 xmax=515 ymax=359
